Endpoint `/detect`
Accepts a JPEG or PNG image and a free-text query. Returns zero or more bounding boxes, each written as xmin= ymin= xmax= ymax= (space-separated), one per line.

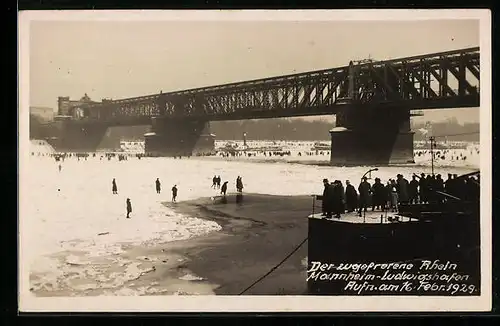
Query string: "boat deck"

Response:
xmin=308 ymin=210 xmax=414 ymax=224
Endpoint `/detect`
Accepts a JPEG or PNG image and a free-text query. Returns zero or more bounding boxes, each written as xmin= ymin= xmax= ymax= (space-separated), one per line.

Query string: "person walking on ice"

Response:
xmin=236 ymin=176 xmax=244 ymax=193
xmin=112 ymin=178 xmax=118 ymax=194
xmin=155 ymin=178 xmax=161 ymax=194
xmin=172 ymin=185 xmax=178 ymax=202
xmin=221 ymin=181 xmax=228 ymax=196
xmin=126 ymin=198 xmax=132 ymax=218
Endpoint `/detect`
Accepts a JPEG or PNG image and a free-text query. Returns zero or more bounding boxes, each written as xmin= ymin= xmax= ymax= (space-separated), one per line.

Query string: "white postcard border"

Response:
xmin=18 ymin=9 xmax=492 ymax=312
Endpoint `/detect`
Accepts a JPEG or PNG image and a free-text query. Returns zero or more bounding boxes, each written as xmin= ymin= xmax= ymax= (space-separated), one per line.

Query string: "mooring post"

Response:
xmin=430 ymin=136 xmax=436 ymax=176
xmin=311 ymin=195 xmax=315 ymax=217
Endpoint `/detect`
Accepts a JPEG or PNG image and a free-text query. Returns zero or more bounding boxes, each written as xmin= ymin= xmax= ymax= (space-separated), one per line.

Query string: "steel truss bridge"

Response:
xmin=75 ymin=47 xmax=480 ymax=125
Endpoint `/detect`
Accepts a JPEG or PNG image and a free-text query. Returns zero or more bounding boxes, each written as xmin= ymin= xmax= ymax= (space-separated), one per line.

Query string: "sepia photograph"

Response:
xmin=18 ymin=10 xmax=491 ymax=312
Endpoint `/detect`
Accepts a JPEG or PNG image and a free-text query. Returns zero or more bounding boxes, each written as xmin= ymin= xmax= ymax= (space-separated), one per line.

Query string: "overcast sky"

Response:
xmin=28 ymin=18 xmax=480 ymax=124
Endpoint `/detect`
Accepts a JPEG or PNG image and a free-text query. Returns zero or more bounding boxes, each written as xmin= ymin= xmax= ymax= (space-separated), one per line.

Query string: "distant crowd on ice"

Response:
xmin=32 ymin=147 xmax=477 ymax=164
xmin=414 ymin=147 xmax=479 ymax=163
xmin=319 ymin=171 xmax=480 ymax=219
xmin=33 ymin=146 xmax=478 ymax=167
xmin=208 ymin=150 xmax=329 ymax=158
xmin=35 ymin=151 xmax=193 ymax=162
xmin=30 ymin=138 xmax=480 ymax=167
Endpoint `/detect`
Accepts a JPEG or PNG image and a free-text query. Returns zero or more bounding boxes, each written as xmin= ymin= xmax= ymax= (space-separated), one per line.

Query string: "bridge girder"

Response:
xmin=79 ymin=47 xmax=479 ymax=124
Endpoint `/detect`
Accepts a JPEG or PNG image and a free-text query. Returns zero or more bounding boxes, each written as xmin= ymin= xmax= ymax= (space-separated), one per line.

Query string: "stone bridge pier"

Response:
xmin=144 ymin=118 xmax=215 ymax=156
xmin=46 ymin=120 xmax=109 ymax=152
xmin=330 ymin=107 xmax=415 ymax=166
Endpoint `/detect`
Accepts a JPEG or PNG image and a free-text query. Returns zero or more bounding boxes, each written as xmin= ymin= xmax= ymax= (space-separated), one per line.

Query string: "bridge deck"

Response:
xmin=67 ymin=46 xmax=480 ymax=124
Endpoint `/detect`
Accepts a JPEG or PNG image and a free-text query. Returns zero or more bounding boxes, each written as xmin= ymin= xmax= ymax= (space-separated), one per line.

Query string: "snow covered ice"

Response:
xmin=24 ymin=140 xmax=479 ymax=296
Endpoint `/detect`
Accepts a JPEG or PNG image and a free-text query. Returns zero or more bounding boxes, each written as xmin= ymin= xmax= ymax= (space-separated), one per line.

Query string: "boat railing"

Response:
xmin=397 ymin=193 xmax=479 ymax=221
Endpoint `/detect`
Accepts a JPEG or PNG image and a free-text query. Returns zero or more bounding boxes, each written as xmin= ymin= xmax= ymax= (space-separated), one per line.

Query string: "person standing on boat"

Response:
xmin=325 ymin=182 xmax=336 ymax=218
xmin=426 ymin=174 xmax=435 ymax=203
xmin=344 ymin=180 xmax=358 ymax=213
xmin=390 ymin=180 xmax=399 ymax=212
xmin=409 ymin=175 xmax=419 ymax=204
xmin=321 ymin=179 xmax=330 ymax=216
xmin=419 ymin=173 xmax=427 ymax=203
xmin=155 ymin=178 xmax=161 ymax=194
xmin=112 ymin=178 xmax=118 ymax=194
xmin=396 ymin=174 xmax=409 ymax=205
xmin=331 ymin=180 xmax=344 ymax=219
xmin=466 ymin=176 xmax=479 ymax=201
xmin=371 ymin=177 xmax=386 ymax=211
xmin=385 ymin=180 xmax=393 ymax=209
xmin=435 ymin=174 xmax=445 ymax=203
xmin=444 ymin=173 xmax=453 ymax=198
xmin=357 ymin=177 xmax=371 ymax=217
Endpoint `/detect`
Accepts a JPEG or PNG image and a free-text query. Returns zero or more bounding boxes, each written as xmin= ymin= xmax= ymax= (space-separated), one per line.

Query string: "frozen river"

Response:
xmin=22 ymin=140 xmax=479 ymax=296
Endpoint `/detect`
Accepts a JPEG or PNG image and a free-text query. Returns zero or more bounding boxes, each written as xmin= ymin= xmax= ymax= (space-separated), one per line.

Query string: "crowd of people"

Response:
xmin=211 ymin=149 xmax=332 ymax=158
xmin=34 ymin=151 xmax=194 ymax=162
xmin=414 ymin=149 xmax=477 ymax=162
xmin=212 ymin=150 xmax=293 ymax=158
xmin=319 ymin=172 xmax=480 ymax=219
xmin=36 ymin=146 xmax=478 ymax=166
xmin=191 ymin=149 xmax=334 ymax=158
xmin=35 ymin=148 xmax=476 ymax=162
xmin=34 ymin=142 xmax=479 ymax=166
xmin=204 ymin=148 xmax=479 ymax=163
xmin=53 ymin=156 xmax=245 ymax=218
xmin=34 ymin=147 xmax=479 ymax=220
xmin=37 ymin=152 xmax=148 ymax=162
xmin=211 ymin=176 xmax=222 ymax=189
xmin=210 ymin=175 xmax=243 ymax=196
